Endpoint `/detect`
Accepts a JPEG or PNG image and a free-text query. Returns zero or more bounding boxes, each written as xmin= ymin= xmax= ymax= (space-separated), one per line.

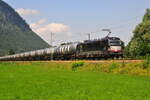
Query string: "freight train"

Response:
xmin=0 ymin=36 xmax=124 ymax=61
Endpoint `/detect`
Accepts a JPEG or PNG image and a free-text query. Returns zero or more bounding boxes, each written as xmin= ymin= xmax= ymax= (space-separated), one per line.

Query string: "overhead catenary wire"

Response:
xmin=97 ymin=11 xmax=143 ymax=32
xmin=53 ymin=12 xmax=144 ymax=45
xmin=90 ymin=14 xmax=143 ymax=34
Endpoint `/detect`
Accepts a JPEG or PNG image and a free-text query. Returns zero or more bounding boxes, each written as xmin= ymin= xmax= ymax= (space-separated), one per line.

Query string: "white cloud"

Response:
xmin=30 ymin=19 xmax=71 ymax=45
xmin=30 ymin=19 xmax=46 ymax=29
xmin=30 ymin=19 xmax=70 ymax=34
xmin=36 ymin=19 xmax=47 ymax=25
xmin=38 ymin=23 xmax=70 ymax=33
xmin=16 ymin=8 xmax=40 ymax=16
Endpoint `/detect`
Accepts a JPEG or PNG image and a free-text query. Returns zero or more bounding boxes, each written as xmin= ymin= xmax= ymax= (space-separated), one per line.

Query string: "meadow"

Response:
xmin=0 ymin=61 xmax=149 ymax=100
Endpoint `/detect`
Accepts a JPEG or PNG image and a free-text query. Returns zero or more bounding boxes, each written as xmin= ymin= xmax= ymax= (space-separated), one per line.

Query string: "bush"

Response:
xmin=108 ymin=62 xmax=120 ymax=72
xmin=72 ymin=62 xmax=85 ymax=71
xmin=142 ymin=56 xmax=150 ymax=69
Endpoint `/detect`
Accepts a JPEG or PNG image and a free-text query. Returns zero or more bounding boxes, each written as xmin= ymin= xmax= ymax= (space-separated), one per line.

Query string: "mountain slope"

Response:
xmin=0 ymin=0 xmax=50 ymax=56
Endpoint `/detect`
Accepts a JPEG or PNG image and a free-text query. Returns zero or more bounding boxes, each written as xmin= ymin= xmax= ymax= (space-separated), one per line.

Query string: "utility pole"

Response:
xmin=50 ymin=32 xmax=53 ymax=46
xmin=50 ymin=32 xmax=54 ymax=61
xmin=87 ymin=33 xmax=91 ymax=40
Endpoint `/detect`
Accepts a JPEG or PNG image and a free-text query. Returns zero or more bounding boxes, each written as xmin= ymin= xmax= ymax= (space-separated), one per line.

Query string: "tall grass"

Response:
xmin=0 ymin=62 xmax=149 ymax=100
xmin=71 ymin=61 xmax=85 ymax=71
xmin=142 ymin=56 xmax=150 ymax=69
xmin=69 ymin=61 xmax=150 ymax=76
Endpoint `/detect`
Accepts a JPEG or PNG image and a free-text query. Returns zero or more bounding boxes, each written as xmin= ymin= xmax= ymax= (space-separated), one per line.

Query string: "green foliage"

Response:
xmin=142 ymin=56 xmax=150 ymax=69
xmin=0 ymin=62 xmax=150 ymax=100
xmin=125 ymin=8 xmax=150 ymax=58
xmin=0 ymin=0 xmax=50 ymax=56
xmin=108 ymin=62 xmax=120 ymax=72
xmin=143 ymin=8 xmax=150 ymax=22
xmin=72 ymin=61 xmax=85 ymax=71
xmin=8 ymin=49 xmax=15 ymax=55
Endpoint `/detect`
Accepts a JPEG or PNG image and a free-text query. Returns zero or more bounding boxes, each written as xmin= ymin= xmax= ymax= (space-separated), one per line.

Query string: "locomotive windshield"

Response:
xmin=109 ymin=40 xmax=122 ymax=46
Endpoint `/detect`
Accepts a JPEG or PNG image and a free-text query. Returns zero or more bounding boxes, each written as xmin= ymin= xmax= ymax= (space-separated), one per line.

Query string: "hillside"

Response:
xmin=0 ymin=0 xmax=50 ymax=56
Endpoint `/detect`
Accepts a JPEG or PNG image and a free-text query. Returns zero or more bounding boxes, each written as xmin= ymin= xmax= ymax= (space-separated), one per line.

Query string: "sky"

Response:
xmin=3 ymin=0 xmax=150 ymax=45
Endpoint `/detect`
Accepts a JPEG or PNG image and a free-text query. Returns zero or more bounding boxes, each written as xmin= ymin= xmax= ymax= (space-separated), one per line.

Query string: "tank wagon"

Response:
xmin=0 ymin=36 xmax=124 ymax=61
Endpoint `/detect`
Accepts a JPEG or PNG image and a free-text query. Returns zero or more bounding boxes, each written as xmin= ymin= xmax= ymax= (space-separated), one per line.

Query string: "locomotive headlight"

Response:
xmin=109 ymin=46 xmax=122 ymax=52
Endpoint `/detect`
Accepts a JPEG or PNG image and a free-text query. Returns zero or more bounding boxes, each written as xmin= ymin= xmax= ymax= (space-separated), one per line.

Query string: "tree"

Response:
xmin=8 ymin=49 xmax=15 ymax=55
xmin=125 ymin=9 xmax=150 ymax=58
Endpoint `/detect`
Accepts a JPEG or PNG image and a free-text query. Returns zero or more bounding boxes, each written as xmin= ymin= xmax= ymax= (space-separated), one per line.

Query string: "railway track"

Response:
xmin=0 ymin=60 xmax=143 ymax=63
xmin=49 ymin=60 xmax=143 ymax=63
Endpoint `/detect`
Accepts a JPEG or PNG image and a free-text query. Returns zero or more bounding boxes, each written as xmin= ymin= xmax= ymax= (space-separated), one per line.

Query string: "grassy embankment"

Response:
xmin=0 ymin=61 xmax=149 ymax=100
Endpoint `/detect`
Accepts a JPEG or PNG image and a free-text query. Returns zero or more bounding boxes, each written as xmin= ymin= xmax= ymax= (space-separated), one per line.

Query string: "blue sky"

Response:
xmin=3 ymin=0 xmax=150 ymax=45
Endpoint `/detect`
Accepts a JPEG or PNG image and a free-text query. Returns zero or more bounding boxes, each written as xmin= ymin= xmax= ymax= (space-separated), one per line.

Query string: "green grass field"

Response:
xmin=0 ymin=62 xmax=150 ymax=100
